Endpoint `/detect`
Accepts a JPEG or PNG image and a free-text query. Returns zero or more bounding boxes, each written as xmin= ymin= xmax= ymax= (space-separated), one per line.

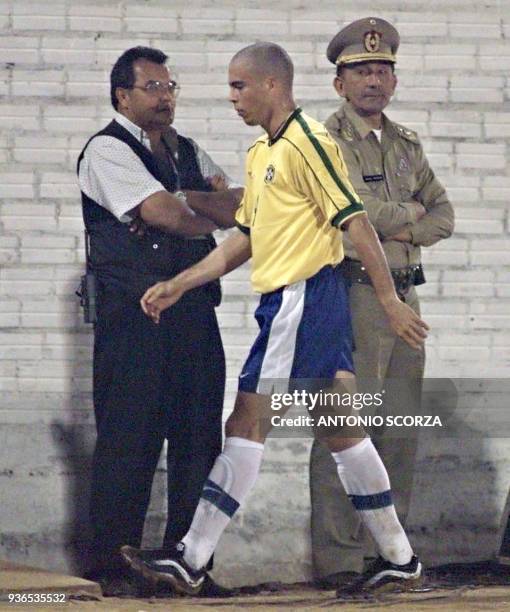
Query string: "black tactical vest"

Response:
xmin=77 ymin=120 xmax=220 ymax=305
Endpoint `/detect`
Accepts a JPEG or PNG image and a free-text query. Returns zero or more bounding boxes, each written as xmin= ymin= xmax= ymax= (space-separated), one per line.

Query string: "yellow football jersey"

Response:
xmin=235 ymin=108 xmax=365 ymax=293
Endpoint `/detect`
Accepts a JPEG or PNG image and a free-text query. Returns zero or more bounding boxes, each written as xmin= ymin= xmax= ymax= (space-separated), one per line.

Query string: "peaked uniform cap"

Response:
xmin=327 ymin=17 xmax=400 ymax=66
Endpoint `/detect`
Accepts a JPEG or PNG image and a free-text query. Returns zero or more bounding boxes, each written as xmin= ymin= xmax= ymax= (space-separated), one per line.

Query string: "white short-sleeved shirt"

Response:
xmin=78 ymin=112 xmax=238 ymax=223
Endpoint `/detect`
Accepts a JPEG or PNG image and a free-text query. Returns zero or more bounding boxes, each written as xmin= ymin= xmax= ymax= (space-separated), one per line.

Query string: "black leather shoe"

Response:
xmin=197 ymin=574 xmax=239 ymax=598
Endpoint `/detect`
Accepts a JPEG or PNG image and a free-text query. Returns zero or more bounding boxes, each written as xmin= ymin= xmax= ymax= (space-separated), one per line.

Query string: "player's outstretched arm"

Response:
xmin=141 ymin=230 xmax=251 ymax=323
xmin=344 ymin=213 xmax=429 ymax=349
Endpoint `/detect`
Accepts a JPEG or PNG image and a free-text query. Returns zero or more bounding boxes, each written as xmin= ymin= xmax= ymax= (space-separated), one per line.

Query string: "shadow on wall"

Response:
xmin=48 ymin=287 xmax=96 ymax=575
xmin=499 ymin=492 xmax=510 ymax=557
xmin=49 ymin=418 xmax=95 ymax=576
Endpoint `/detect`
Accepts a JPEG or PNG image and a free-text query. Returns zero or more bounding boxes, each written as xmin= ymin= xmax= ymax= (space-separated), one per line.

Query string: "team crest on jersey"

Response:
xmin=264 ymin=164 xmax=275 ymax=183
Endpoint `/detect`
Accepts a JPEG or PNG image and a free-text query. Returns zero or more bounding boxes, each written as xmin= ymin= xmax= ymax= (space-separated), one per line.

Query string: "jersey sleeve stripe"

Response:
xmin=295 ymin=113 xmax=361 ymax=207
xmin=236 ymin=222 xmax=251 ymax=235
xmin=332 ymin=207 xmax=366 ymax=228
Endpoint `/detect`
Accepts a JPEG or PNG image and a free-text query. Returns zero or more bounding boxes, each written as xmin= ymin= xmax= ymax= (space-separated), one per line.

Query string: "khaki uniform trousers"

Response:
xmin=310 ymin=283 xmax=424 ymax=577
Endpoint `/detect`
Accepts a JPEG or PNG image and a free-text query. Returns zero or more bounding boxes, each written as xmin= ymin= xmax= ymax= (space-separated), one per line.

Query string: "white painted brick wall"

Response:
xmin=1 ymin=0 xmax=509 ymax=583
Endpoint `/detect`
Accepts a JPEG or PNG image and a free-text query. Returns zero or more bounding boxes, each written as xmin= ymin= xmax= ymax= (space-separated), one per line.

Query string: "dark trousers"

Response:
xmin=88 ymin=288 xmax=224 ymax=573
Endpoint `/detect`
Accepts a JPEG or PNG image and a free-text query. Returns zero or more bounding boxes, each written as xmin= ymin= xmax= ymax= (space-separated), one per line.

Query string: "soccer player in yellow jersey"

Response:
xmin=122 ymin=43 xmax=428 ymax=597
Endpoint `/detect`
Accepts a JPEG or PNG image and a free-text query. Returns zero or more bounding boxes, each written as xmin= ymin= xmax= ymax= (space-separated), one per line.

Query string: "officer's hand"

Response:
xmin=412 ymin=202 xmax=427 ymax=221
xmin=386 ymin=229 xmax=412 ymax=242
xmin=207 ymin=174 xmax=228 ymax=191
xmin=384 ymin=298 xmax=429 ymax=349
xmin=140 ymin=280 xmax=185 ymax=324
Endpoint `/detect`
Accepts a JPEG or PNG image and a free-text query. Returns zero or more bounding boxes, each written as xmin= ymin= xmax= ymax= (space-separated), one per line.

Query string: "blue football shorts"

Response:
xmin=238 ymin=264 xmax=354 ymax=394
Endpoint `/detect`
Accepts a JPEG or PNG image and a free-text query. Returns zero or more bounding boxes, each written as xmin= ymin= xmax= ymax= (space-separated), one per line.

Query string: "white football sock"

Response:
xmin=181 ymin=436 xmax=264 ymax=570
xmin=332 ymin=437 xmax=413 ymax=566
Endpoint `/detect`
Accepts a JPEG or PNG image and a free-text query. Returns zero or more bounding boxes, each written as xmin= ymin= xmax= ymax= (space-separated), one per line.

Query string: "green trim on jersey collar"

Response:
xmin=268 ymin=107 xmax=302 ymax=146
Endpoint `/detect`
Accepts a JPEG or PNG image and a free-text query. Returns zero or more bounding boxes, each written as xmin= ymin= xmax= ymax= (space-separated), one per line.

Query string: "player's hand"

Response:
xmin=383 ymin=298 xmax=429 ymax=349
xmin=207 ymin=174 xmax=228 ymax=191
xmin=140 ymin=280 xmax=186 ymax=324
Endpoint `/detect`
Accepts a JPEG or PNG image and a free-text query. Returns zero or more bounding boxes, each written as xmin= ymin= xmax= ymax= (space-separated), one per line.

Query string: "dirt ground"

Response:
xmin=2 ymin=587 xmax=510 ymax=612
xmin=1 ymin=561 xmax=509 ymax=612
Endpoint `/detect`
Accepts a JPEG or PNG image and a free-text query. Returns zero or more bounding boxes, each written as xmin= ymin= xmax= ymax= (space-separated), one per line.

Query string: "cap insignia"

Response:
xmin=364 ymin=30 xmax=381 ymax=53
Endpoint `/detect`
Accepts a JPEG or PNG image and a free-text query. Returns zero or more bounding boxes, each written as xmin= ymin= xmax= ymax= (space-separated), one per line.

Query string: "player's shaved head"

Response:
xmin=231 ymin=42 xmax=294 ymax=89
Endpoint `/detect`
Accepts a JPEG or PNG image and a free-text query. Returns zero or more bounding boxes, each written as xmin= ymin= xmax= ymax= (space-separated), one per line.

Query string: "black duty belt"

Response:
xmin=341 ymin=257 xmax=425 ymax=296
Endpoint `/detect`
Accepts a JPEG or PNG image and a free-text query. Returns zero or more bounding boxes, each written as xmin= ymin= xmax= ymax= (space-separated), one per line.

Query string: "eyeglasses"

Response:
xmin=132 ymin=80 xmax=181 ymax=97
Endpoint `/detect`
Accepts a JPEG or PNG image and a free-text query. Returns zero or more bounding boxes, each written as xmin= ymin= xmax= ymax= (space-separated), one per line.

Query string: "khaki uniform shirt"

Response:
xmin=326 ymin=101 xmax=454 ymax=268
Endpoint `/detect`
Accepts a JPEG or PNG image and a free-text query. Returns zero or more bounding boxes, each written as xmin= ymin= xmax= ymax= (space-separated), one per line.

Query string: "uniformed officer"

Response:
xmin=310 ymin=17 xmax=455 ymax=587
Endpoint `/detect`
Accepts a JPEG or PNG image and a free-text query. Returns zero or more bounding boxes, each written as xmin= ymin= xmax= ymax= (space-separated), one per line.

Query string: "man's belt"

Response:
xmin=342 ymin=257 xmax=425 ymax=295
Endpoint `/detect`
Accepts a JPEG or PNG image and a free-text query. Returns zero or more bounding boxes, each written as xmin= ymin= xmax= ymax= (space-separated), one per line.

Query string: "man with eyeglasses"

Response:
xmin=77 ymin=46 xmax=242 ymax=597
xmin=309 ymin=18 xmax=454 ymax=591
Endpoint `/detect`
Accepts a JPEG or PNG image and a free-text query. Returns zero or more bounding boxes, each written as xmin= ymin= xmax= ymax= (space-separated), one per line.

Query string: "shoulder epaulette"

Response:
xmin=394 ymin=123 xmax=420 ymax=144
xmin=340 ymin=118 xmax=357 ymax=142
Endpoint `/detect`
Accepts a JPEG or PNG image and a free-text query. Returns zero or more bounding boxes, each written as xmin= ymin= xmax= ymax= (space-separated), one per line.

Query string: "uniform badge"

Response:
xmin=396 ymin=156 xmax=411 ymax=176
xmin=264 ymin=164 xmax=275 ymax=183
xmin=364 ymin=30 xmax=381 ymax=53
